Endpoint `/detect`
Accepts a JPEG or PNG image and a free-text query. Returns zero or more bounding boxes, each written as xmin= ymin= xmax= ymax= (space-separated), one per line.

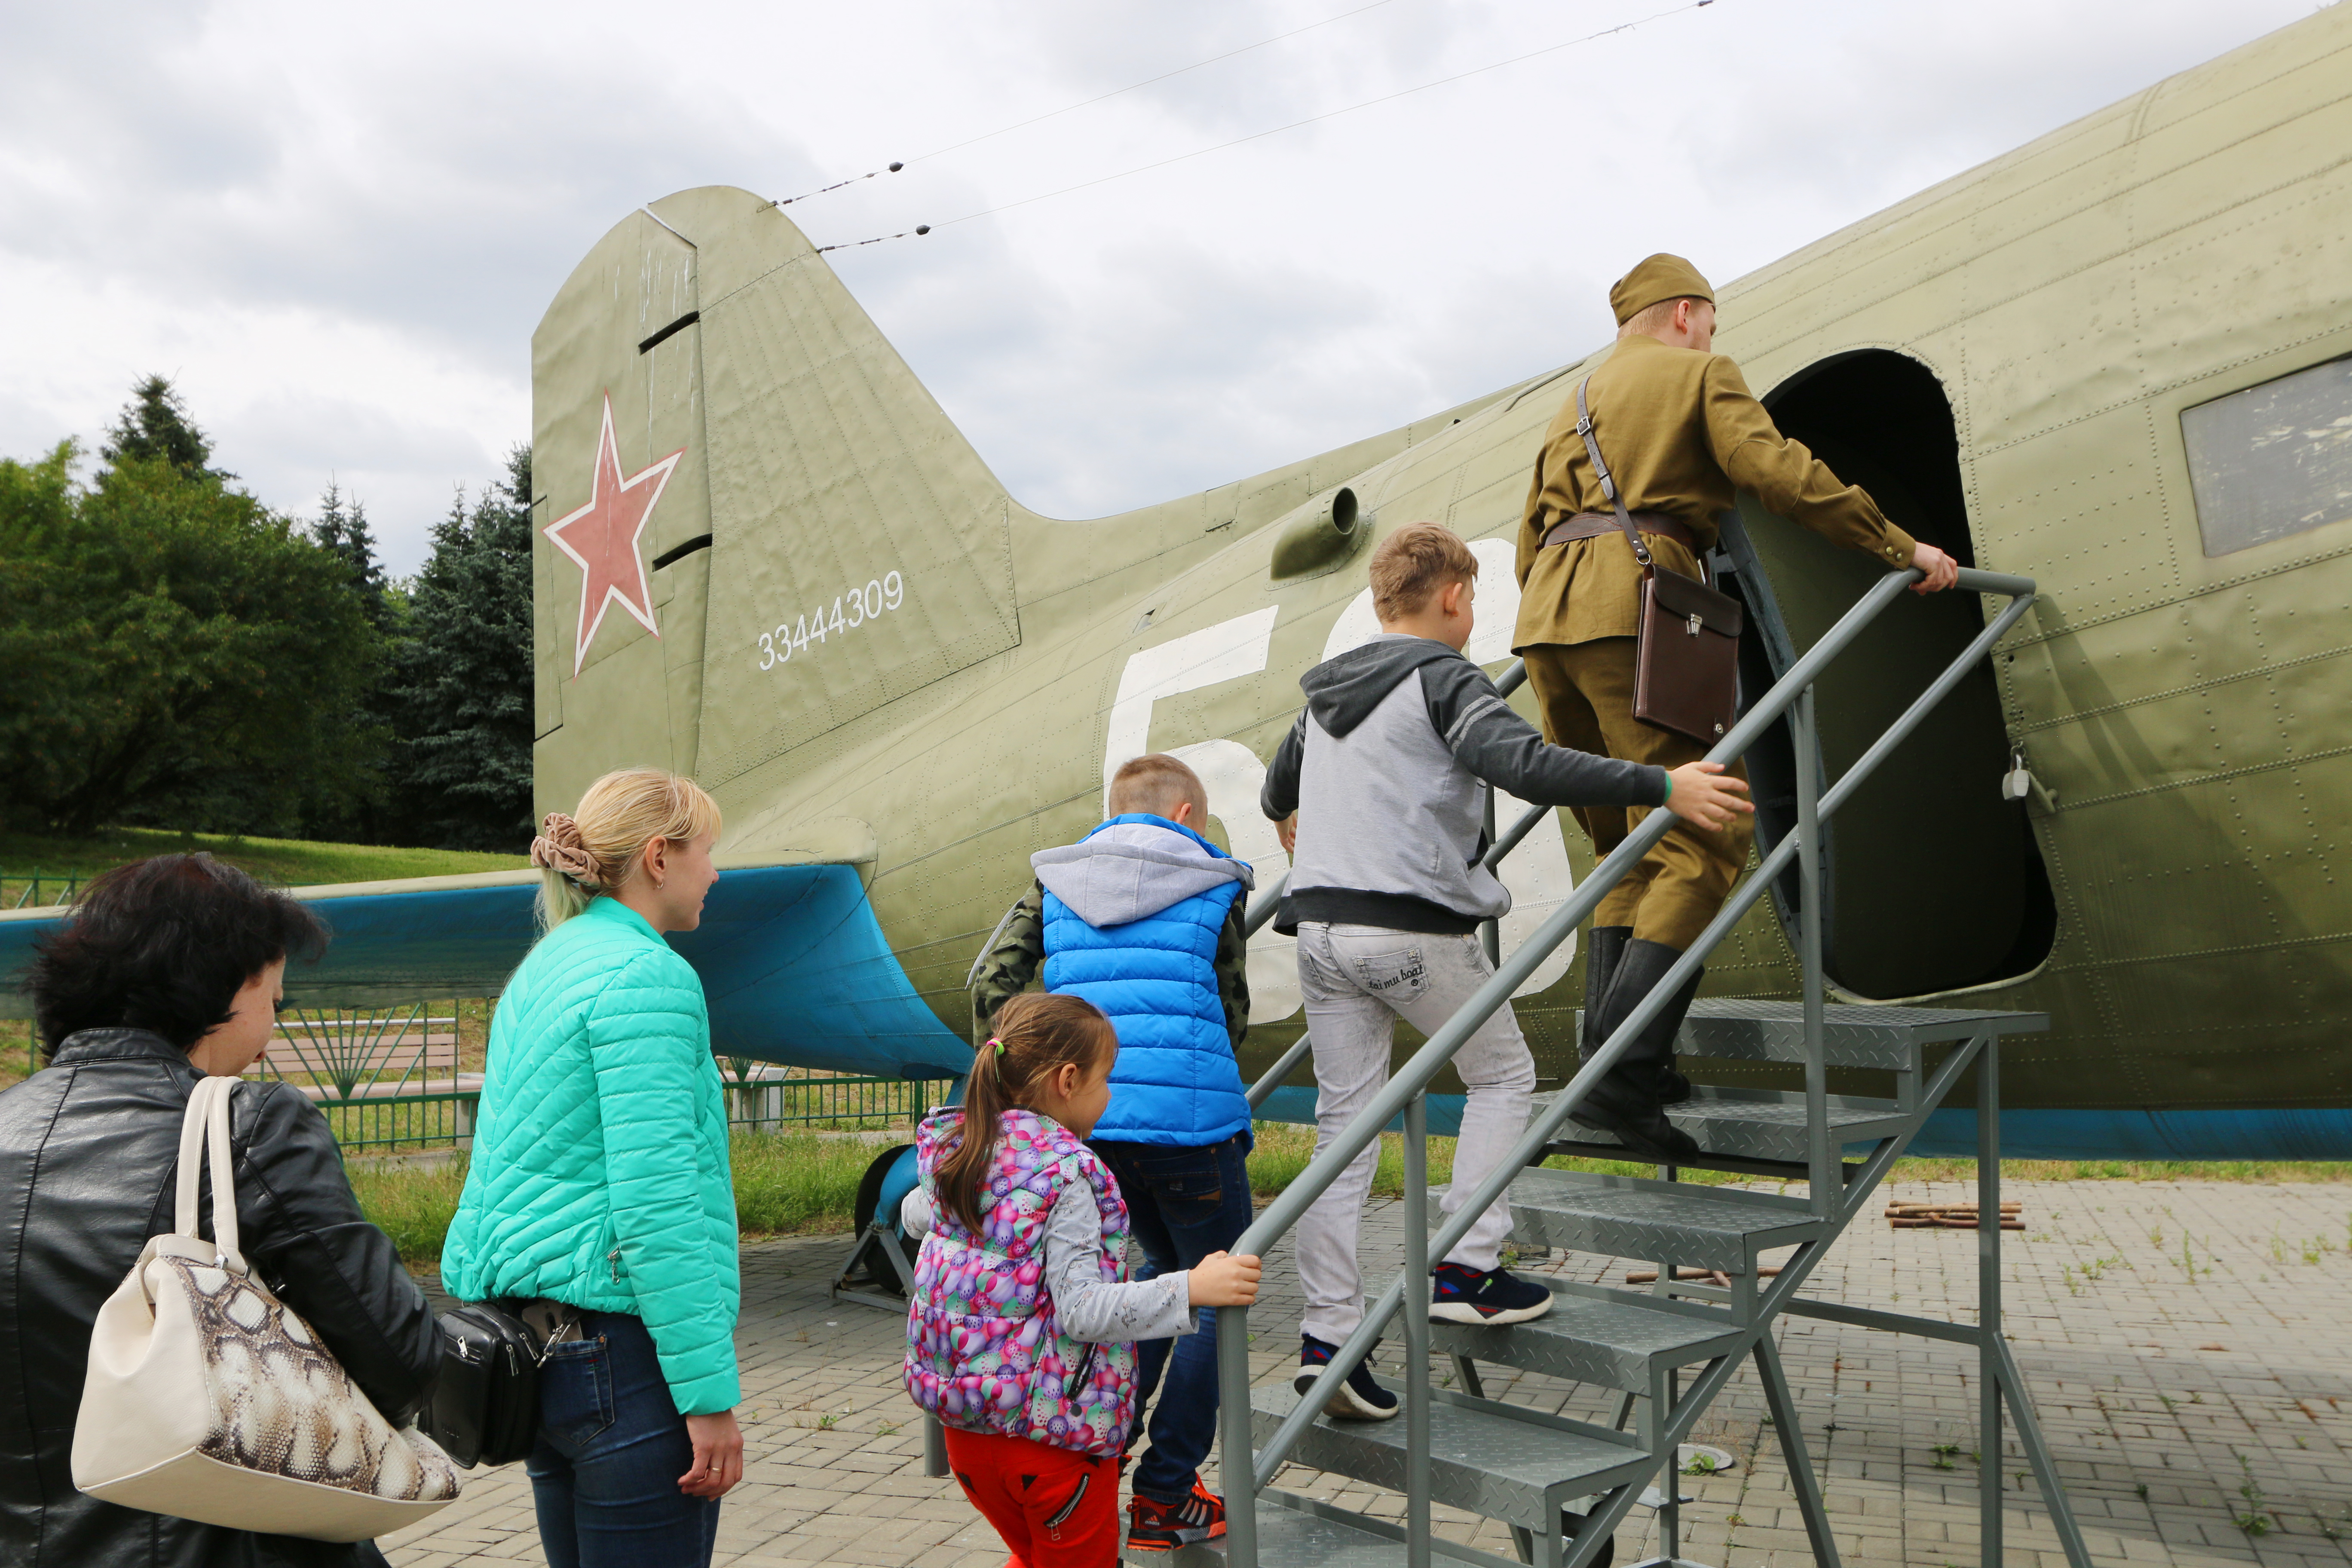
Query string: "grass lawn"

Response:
xmin=350 ymin=1120 xmax=2352 ymax=1275
xmin=0 ymin=827 xmax=527 ymax=903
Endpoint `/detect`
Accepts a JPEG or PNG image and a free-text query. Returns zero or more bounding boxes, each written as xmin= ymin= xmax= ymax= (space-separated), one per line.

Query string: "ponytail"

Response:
xmin=934 ymin=992 xmax=1118 ymax=1237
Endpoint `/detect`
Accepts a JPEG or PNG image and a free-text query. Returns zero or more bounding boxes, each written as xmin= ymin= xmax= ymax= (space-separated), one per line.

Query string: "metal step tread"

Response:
xmin=1430 ymin=1280 xmax=1748 ymax=1389
xmin=1250 ymin=1383 xmax=1652 ymax=1529
xmin=1674 ymin=998 xmax=2048 ymax=1070
xmin=1507 ymin=1170 xmax=1822 ymax=1268
xmin=1532 ymin=1087 xmax=1911 ymax=1163
xmin=1119 ymin=1494 xmax=1411 ymax=1566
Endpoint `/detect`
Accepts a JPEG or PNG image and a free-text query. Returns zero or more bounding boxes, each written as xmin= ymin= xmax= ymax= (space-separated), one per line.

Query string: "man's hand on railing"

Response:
xmin=1908 ymin=540 xmax=1960 ymax=594
xmin=1188 ymin=1251 xmax=1263 ymax=1307
xmin=1275 ymin=813 xmax=1297 ymax=855
xmin=1664 ymin=763 xmax=1754 ymax=831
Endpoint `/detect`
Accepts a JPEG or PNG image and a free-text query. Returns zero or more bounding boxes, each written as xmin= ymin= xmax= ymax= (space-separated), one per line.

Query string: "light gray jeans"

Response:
xmin=1292 ymin=922 xmax=1538 ymax=1344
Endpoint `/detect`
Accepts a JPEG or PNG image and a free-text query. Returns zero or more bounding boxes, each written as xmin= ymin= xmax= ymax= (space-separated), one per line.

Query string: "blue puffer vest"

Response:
xmin=1034 ymin=815 xmax=1253 ymax=1146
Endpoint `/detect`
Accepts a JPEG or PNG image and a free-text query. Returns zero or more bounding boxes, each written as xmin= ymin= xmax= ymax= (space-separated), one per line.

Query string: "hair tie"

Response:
xmin=530 ymin=812 xmax=606 ymax=890
xmin=990 ymin=1038 xmax=1005 ymax=1058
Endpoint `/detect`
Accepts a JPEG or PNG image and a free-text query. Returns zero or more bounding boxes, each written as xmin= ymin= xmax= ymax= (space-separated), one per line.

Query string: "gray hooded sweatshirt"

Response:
xmin=1259 ymin=634 xmax=1668 ymax=935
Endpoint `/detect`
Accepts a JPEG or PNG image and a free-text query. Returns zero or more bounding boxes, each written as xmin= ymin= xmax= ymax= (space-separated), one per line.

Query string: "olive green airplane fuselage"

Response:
xmin=528 ymin=8 xmax=2352 ymax=1129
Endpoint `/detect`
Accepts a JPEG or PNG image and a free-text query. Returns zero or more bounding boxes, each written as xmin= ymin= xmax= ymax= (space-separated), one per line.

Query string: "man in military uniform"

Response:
xmin=1514 ymin=254 xmax=1958 ymax=1161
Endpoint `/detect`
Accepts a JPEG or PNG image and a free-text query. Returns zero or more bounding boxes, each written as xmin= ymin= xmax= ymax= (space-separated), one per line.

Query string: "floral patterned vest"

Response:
xmin=903 ymin=1106 xmax=1138 ymax=1456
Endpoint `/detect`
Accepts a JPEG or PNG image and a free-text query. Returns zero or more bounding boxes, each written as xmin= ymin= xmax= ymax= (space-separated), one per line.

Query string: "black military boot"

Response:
xmin=1577 ymin=926 xmax=1632 ymax=1067
xmin=1646 ymin=958 xmax=1703 ymax=1107
xmin=1569 ymin=938 xmax=1699 ymax=1164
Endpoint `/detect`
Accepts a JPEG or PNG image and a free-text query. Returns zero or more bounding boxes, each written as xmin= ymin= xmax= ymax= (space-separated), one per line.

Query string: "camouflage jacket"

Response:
xmin=967 ymin=879 xmax=1251 ymax=1050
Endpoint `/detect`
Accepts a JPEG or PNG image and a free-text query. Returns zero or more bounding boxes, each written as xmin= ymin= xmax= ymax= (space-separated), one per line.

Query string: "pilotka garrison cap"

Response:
xmin=1609 ymin=254 xmax=1715 ymax=325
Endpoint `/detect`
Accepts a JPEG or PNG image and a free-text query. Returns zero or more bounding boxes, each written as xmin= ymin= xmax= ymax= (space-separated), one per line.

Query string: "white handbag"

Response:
xmin=71 ymin=1075 xmax=462 ymax=1542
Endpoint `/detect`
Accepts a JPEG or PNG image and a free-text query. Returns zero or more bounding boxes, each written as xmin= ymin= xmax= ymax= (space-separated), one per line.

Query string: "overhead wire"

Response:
xmin=807 ymin=0 xmax=1720 ymax=251
xmin=767 ymin=0 xmax=1406 ymax=212
xmin=938 ymin=0 xmax=1718 ymax=231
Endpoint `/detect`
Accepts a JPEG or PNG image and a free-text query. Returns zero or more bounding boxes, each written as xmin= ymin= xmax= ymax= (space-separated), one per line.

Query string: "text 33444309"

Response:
xmin=756 ymin=571 xmax=906 ymax=671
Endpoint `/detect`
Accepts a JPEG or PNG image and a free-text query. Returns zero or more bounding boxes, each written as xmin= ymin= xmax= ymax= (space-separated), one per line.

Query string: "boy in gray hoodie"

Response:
xmin=1260 ymin=522 xmax=1749 ymax=1410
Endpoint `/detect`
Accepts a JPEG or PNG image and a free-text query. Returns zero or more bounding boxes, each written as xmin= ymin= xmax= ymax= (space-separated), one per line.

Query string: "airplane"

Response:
xmin=4 ymin=5 xmax=2348 ymax=1161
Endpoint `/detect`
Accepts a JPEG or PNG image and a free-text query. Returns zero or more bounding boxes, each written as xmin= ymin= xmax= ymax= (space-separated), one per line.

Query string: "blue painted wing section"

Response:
xmin=0 ymin=864 xmax=969 ymax=1083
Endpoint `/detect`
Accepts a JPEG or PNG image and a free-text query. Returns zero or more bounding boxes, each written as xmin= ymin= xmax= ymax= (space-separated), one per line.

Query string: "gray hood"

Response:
xmin=1031 ymin=821 xmax=1255 ymax=929
xmin=1300 ymin=634 xmax=1463 ymax=738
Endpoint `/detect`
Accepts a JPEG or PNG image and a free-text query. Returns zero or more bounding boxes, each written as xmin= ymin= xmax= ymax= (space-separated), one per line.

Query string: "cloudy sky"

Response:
xmin=0 ymin=0 xmax=2325 ymax=574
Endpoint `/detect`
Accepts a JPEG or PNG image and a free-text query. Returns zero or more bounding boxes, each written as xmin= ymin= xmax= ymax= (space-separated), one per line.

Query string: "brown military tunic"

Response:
xmin=1511 ymin=332 xmax=1917 ymax=649
xmin=1511 ymin=331 xmax=1916 ymax=950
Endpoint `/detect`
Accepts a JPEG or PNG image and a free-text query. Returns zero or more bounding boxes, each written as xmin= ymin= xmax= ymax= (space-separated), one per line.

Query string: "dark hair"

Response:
xmin=26 ymin=854 xmax=329 ymax=1058
xmin=935 ymin=993 xmax=1118 ymax=1237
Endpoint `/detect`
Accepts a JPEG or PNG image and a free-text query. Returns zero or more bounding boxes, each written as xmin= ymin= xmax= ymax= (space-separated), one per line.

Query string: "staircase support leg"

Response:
xmin=1977 ymin=1036 xmax=2002 ymax=1567
xmin=1753 ymin=1333 xmax=1843 ymax=1568
xmin=1403 ymin=1093 xmax=1433 ymax=1568
xmin=1219 ymin=1299 xmax=1256 ymax=1567
xmin=1992 ymin=1338 xmax=2095 ymax=1568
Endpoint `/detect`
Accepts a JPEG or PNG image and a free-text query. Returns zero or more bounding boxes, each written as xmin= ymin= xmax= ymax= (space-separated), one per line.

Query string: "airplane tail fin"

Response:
xmin=531 ymin=188 xmax=1018 ymax=805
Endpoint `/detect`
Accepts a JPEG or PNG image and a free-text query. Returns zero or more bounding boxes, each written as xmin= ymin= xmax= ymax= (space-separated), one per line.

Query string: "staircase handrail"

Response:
xmin=1221 ymin=563 xmax=2037 ymax=1516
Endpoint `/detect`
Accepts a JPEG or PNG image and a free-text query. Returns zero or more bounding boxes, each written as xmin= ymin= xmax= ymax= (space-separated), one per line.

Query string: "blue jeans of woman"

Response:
xmin=526 ymin=1310 xmax=721 ymax=1568
xmin=1088 ymin=1131 xmax=1253 ymax=1505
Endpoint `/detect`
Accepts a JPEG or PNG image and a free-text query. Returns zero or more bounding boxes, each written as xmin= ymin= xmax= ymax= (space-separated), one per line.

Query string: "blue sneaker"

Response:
xmin=1295 ymin=1335 xmax=1400 ymax=1420
xmin=1430 ymin=1262 xmax=1555 ymax=1325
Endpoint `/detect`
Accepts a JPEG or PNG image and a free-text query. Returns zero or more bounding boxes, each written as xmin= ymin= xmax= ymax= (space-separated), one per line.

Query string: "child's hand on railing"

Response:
xmin=1664 ymin=763 xmax=1754 ymax=831
xmin=1188 ymin=1251 xmax=1262 ymax=1307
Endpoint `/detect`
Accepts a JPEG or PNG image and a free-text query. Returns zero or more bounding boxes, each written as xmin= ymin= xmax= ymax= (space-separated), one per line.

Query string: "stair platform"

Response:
xmin=1533 ymin=1086 xmax=1912 ymax=1165
xmin=1675 ymin=999 xmax=2047 ymax=1071
xmin=1119 ymin=1492 xmax=1412 ymax=1566
xmin=1429 ymin=1279 xmax=1746 ymax=1390
xmin=1505 ymin=1170 xmax=1822 ymax=1271
xmin=1251 ymin=1383 xmax=1650 ymax=1532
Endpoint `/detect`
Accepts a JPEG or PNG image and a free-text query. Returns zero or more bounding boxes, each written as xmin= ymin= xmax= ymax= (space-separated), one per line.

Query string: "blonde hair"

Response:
xmin=1369 ymin=521 xmax=1479 ymax=623
xmin=1619 ymin=295 xmax=1708 ymax=339
xmin=1108 ymin=753 xmax=1208 ymax=820
xmin=532 ymin=767 xmax=723 ymax=931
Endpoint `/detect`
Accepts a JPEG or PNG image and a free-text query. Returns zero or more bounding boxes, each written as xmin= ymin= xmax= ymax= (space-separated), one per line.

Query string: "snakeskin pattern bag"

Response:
xmin=71 ymin=1075 xmax=462 ymax=1542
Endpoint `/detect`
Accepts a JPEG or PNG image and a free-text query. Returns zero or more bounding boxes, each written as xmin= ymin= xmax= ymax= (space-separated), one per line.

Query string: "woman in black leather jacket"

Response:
xmin=0 ymin=854 xmax=444 ymax=1568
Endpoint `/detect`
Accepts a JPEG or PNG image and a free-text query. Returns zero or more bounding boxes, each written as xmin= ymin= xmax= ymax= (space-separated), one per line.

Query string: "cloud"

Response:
xmin=0 ymin=0 xmax=2326 ymax=571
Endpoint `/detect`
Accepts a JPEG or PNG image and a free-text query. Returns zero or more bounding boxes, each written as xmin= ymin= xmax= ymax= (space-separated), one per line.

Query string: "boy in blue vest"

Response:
xmin=968 ymin=753 xmax=1255 ymax=1552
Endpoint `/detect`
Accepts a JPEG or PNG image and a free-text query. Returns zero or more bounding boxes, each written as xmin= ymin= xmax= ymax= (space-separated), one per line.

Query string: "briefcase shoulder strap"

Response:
xmin=1574 ymin=376 xmax=1653 ymax=572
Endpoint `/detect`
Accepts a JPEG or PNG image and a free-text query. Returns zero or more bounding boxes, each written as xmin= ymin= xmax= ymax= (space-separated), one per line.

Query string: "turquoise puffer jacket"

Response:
xmin=442 ymin=897 xmax=740 ymax=1413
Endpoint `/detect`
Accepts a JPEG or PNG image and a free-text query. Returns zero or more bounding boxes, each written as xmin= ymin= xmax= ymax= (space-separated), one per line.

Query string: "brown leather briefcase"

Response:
xmin=1570 ymin=375 xmax=1744 ymax=744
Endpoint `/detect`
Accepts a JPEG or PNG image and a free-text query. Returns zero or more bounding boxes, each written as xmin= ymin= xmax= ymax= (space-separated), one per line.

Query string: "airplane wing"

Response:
xmin=0 ymin=859 xmax=970 ymax=1084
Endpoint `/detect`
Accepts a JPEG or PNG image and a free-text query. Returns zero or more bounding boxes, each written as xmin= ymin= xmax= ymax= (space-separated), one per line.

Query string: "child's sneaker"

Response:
xmin=1126 ymin=1480 xmax=1225 ymax=1550
xmin=1294 ymin=1334 xmax=1400 ymax=1419
xmin=1429 ymin=1261 xmax=1555 ymax=1325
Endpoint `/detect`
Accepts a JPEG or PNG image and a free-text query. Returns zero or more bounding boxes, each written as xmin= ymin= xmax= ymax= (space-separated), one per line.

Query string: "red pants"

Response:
xmin=942 ymin=1427 xmax=1121 ymax=1567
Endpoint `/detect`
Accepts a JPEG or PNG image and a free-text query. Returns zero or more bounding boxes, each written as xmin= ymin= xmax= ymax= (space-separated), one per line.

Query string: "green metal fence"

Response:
xmin=4 ymin=872 xmax=88 ymax=910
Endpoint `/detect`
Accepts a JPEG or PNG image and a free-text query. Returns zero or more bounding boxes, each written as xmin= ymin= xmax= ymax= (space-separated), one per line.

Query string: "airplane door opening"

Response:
xmin=1721 ymin=349 xmax=2055 ymax=998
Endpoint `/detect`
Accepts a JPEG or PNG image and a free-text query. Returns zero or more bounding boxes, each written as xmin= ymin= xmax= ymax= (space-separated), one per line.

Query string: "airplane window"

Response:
xmin=2181 ymin=355 xmax=2352 ymax=557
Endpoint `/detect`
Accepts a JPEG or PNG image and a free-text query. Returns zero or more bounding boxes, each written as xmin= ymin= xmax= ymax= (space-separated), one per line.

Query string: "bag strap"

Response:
xmin=1574 ymin=376 xmax=1652 ymax=571
xmin=173 ymin=1076 xmax=243 ymax=1267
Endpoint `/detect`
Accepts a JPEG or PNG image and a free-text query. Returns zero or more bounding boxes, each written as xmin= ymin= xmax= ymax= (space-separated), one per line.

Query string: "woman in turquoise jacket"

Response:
xmin=442 ymin=767 xmax=741 ymax=1568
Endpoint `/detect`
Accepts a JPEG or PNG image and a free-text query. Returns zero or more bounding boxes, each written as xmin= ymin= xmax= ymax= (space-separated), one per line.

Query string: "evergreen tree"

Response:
xmin=98 ymin=374 xmax=232 ymax=483
xmin=310 ymin=482 xmax=395 ymax=637
xmin=380 ymin=446 xmax=535 ymax=851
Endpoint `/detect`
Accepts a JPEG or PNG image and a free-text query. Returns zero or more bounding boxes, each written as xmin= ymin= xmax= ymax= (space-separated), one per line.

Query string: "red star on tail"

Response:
xmin=545 ymin=393 xmax=684 ymax=675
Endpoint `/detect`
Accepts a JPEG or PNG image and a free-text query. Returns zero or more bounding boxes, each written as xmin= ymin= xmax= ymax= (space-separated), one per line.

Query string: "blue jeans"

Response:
xmin=525 ymin=1311 xmax=722 ymax=1568
xmin=1089 ymin=1132 xmax=1253 ymax=1505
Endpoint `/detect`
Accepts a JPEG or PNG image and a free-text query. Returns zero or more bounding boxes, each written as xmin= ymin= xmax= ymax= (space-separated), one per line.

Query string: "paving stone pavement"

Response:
xmin=383 ymin=1178 xmax=2352 ymax=1567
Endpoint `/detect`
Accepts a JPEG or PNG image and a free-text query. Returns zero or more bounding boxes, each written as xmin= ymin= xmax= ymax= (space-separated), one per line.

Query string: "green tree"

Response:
xmin=98 ymin=374 xmax=231 ymax=483
xmin=311 ymin=482 xmax=395 ymax=637
xmin=379 ymin=446 xmax=535 ymax=851
xmin=0 ymin=436 xmax=383 ymax=837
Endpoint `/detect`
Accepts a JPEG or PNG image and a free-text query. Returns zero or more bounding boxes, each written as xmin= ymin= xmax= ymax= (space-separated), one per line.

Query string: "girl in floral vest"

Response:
xmin=904 ymin=993 xmax=1261 ymax=1564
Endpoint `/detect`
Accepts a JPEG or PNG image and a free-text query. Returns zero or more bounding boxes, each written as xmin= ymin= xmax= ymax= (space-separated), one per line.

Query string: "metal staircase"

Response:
xmin=1149 ymin=562 xmax=2093 ymax=1568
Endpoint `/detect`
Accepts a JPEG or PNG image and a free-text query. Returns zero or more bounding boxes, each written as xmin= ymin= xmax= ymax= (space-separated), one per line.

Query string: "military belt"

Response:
xmin=1542 ymin=510 xmax=1699 ymax=554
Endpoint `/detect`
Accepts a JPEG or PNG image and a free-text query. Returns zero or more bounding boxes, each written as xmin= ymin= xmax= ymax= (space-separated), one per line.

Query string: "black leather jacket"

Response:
xmin=0 ymin=1029 xmax=443 ymax=1568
